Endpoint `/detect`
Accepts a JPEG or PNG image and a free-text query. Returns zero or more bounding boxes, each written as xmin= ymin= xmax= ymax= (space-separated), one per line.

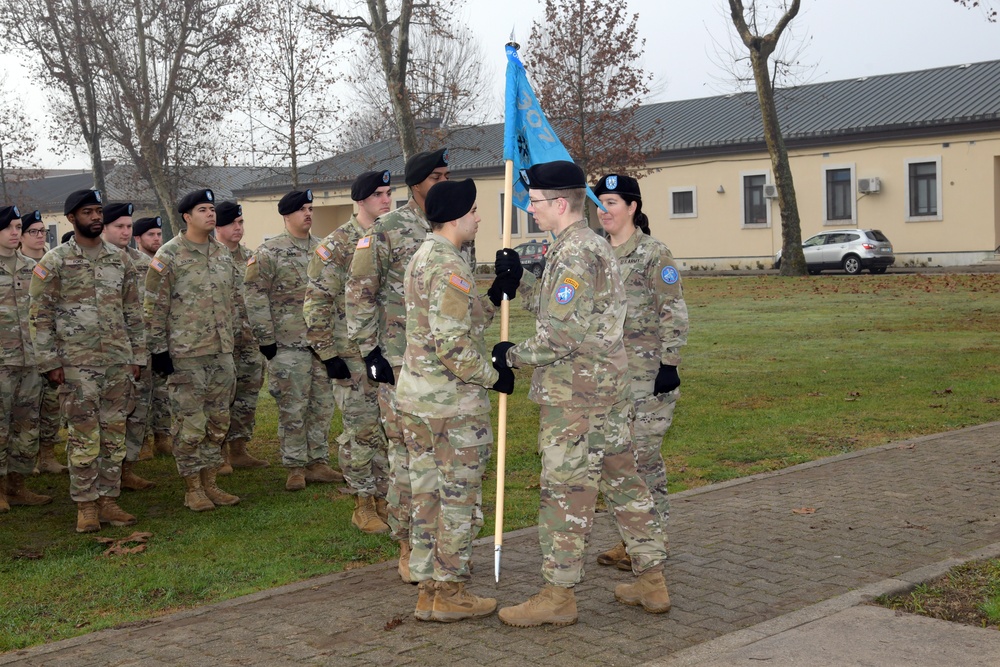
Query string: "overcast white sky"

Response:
xmin=3 ymin=0 xmax=998 ymax=169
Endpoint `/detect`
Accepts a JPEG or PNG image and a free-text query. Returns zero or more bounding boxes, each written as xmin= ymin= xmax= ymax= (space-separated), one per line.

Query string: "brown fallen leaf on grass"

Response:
xmin=12 ymin=549 xmax=44 ymax=560
xmin=898 ymin=444 xmax=916 ymax=450
xmin=931 ymin=388 xmax=953 ymax=396
xmin=792 ymin=507 xmax=817 ymax=515
xmin=845 ymin=391 xmax=862 ymax=401
xmin=96 ymin=531 xmax=153 ymax=557
xmin=384 ymin=616 xmax=404 ymax=631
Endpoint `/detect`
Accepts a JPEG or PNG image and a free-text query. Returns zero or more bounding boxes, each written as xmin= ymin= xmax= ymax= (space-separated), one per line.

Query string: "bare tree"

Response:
xmin=728 ymin=0 xmax=806 ymax=276
xmin=0 ymin=0 xmax=108 ymax=191
xmin=953 ymin=0 xmax=998 ymax=21
xmin=527 ymin=0 xmax=657 ymax=186
xmin=0 ymin=74 xmax=42 ymax=203
xmin=307 ymin=0 xmax=455 ymax=161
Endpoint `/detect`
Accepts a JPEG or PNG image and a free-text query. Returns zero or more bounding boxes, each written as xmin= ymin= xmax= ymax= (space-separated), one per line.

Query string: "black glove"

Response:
xmin=653 ymin=364 xmax=680 ymax=395
xmin=491 ymin=367 xmax=515 ymax=395
xmin=488 ymin=249 xmax=524 ymax=306
xmin=151 ymin=351 xmax=174 ymax=376
xmin=259 ymin=343 xmax=278 ymax=360
xmin=364 ymin=346 xmax=395 ymax=385
xmin=323 ymin=356 xmax=351 ymax=380
xmin=491 ymin=341 xmax=515 ymax=371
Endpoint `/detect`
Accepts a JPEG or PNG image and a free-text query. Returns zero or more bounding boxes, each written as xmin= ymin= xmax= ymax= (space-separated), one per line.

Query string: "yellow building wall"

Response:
xmin=239 ymin=191 xmax=356 ymax=250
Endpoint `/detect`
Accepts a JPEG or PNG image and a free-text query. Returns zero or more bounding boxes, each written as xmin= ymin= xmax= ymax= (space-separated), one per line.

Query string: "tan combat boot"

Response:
xmin=304 ymin=461 xmax=344 ymax=483
xmin=218 ymin=444 xmax=233 ymax=476
xmin=597 ymin=540 xmax=628 ymax=567
xmin=138 ymin=435 xmax=155 ymax=461
xmin=398 ymin=540 xmax=414 ymax=583
xmin=498 ymin=585 xmax=578 ymax=627
xmin=200 ymin=467 xmax=240 ymax=506
xmin=614 ymin=569 xmax=672 ymax=613
xmin=285 ymin=467 xmax=306 ymax=491
xmin=183 ymin=474 xmax=215 ymax=512
xmin=121 ymin=461 xmax=156 ymax=491
xmin=153 ymin=432 xmax=173 ymax=456
xmin=228 ymin=439 xmax=268 ymax=468
xmin=97 ymin=496 xmax=137 ymax=527
xmin=352 ymin=495 xmax=390 ymax=534
xmin=0 ymin=476 xmax=10 ymax=513
xmin=5 ymin=472 xmax=53 ymax=506
xmin=37 ymin=444 xmax=69 ymax=474
xmin=430 ymin=582 xmax=497 ymax=622
xmin=414 ymin=580 xmax=437 ymax=621
xmin=76 ymin=500 xmax=100 ymax=533
xmin=375 ymin=496 xmax=389 ymax=523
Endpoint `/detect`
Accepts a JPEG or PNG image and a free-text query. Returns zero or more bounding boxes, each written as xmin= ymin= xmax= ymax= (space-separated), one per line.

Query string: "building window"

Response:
xmin=823 ymin=165 xmax=856 ymax=225
xmin=905 ymin=158 xmax=942 ymax=221
xmin=669 ymin=187 xmax=697 ymax=219
xmin=741 ymin=172 xmax=770 ymax=227
xmin=526 ymin=212 xmax=543 ymax=235
xmin=498 ymin=194 xmax=521 ymax=237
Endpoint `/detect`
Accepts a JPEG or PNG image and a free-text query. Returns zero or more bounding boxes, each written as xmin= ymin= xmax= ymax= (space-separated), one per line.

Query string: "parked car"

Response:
xmin=774 ymin=229 xmax=895 ymax=275
xmin=513 ymin=240 xmax=549 ymax=277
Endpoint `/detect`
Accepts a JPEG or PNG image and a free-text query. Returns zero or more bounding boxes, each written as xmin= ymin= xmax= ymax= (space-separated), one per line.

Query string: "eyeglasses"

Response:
xmin=528 ymin=197 xmax=563 ymax=206
xmin=25 ymin=229 xmax=46 ymax=237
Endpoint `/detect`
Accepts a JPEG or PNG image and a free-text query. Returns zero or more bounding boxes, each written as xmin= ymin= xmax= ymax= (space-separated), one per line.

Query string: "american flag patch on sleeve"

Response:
xmin=448 ymin=273 xmax=471 ymax=293
xmin=316 ymin=245 xmax=332 ymax=260
xmin=32 ymin=264 xmax=49 ymax=280
xmin=246 ymin=255 xmax=257 ymax=266
xmin=150 ymin=258 xmax=167 ymax=273
xmin=356 ymin=237 xmax=371 ymax=249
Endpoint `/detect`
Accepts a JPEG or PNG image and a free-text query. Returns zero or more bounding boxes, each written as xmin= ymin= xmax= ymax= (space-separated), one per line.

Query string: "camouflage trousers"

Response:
xmin=61 ymin=365 xmax=132 ymax=502
xmin=267 ymin=347 xmax=335 ymax=468
xmin=378 ymin=367 xmax=410 ymax=541
xmin=402 ymin=412 xmax=492 ymax=582
xmin=537 ymin=400 xmax=667 ymax=587
xmin=38 ymin=378 xmax=62 ymax=447
xmin=632 ymin=389 xmax=678 ymax=525
xmin=168 ymin=354 xmax=235 ymax=477
xmin=226 ymin=343 xmax=263 ymax=445
xmin=334 ymin=356 xmax=388 ymax=497
xmin=149 ymin=371 xmax=171 ymax=436
xmin=0 ymin=365 xmax=42 ymax=476
xmin=124 ymin=358 xmax=153 ymax=462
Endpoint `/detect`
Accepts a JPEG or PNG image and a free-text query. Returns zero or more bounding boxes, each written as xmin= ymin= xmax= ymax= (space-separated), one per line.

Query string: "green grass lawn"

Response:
xmin=3 ymin=272 xmax=1000 ymax=650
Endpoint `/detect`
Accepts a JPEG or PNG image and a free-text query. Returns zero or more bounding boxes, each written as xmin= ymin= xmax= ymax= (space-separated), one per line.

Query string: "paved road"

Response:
xmin=4 ymin=423 xmax=999 ymax=666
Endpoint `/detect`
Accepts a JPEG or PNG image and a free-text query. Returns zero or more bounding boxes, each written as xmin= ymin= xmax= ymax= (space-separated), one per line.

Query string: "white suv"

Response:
xmin=774 ymin=229 xmax=895 ymax=275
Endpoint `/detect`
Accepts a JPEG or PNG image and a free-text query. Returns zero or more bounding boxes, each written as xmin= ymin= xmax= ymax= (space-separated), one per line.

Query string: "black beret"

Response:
xmin=64 ymin=189 xmax=102 ymax=215
xmin=425 ymin=179 xmax=477 ymax=224
xmin=520 ymin=161 xmax=586 ymax=191
xmin=352 ymin=170 xmax=391 ymax=201
xmin=0 ymin=205 xmax=20 ymax=232
xmin=133 ymin=216 xmax=162 ymax=236
xmin=404 ymin=148 xmax=449 ymax=186
xmin=215 ymin=201 xmax=243 ymax=227
xmin=593 ymin=174 xmax=641 ymax=200
xmin=103 ymin=202 xmax=135 ymax=225
xmin=178 ymin=189 xmax=215 ymax=215
xmin=61 ymin=230 xmax=75 ymax=244
xmin=278 ymin=189 xmax=313 ymax=215
xmin=21 ymin=209 xmax=42 ymax=226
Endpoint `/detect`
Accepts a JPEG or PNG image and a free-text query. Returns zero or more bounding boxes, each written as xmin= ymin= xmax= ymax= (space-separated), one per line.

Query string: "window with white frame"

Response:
xmin=905 ymin=157 xmax=942 ymax=221
xmin=741 ymin=171 xmax=770 ymax=227
xmin=669 ymin=187 xmax=697 ymax=219
xmin=526 ymin=211 xmax=543 ymax=235
xmin=823 ymin=165 xmax=856 ymax=225
xmin=498 ymin=193 xmax=521 ymax=238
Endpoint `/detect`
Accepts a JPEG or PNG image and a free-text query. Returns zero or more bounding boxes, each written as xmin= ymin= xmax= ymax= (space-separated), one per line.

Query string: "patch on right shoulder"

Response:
xmin=150 ymin=258 xmax=167 ymax=273
xmin=32 ymin=264 xmax=50 ymax=281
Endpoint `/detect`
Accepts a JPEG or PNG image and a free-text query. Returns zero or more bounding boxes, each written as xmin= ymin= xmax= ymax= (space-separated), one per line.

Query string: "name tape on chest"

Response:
xmin=448 ymin=273 xmax=471 ymax=293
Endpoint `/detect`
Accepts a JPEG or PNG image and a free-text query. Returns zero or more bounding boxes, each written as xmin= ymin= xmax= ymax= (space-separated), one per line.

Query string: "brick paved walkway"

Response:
xmin=4 ymin=423 xmax=999 ymax=667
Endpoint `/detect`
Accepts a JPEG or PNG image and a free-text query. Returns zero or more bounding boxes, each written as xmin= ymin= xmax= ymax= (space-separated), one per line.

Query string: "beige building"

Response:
xmin=243 ymin=60 xmax=1000 ymax=270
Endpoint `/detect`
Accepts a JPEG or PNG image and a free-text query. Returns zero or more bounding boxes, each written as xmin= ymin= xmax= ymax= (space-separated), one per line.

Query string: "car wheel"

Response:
xmin=871 ymin=267 xmax=887 ymax=274
xmin=531 ymin=264 xmax=543 ymax=278
xmin=842 ymin=255 xmax=862 ymax=275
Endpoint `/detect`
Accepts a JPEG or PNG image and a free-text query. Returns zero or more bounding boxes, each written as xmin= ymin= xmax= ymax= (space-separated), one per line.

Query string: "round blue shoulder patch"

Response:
xmin=555 ymin=283 xmax=576 ymax=304
xmin=661 ymin=266 xmax=679 ymax=285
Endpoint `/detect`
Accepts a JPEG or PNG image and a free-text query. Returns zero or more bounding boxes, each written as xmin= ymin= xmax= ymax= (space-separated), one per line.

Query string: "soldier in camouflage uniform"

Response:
xmin=397 ymin=179 xmax=513 ymax=622
xmin=593 ymin=174 xmax=689 ymax=571
xmin=102 ymin=203 xmax=157 ymax=491
xmin=18 ymin=210 xmax=69 ymax=476
xmin=347 ymin=148 xmax=479 ymax=582
xmin=492 ymin=162 xmax=670 ymax=627
xmin=134 ymin=216 xmax=172 ymax=457
xmin=304 ymin=172 xmax=392 ymax=533
xmin=30 ymin=190 xmax=145 ymax=532
xmin=213 ymin=201 xmax=269 ymax=473
xmin=245 ymin=189 xmax=340 ymax=492
xmin=1 ymin=206 xmax=52 ymax=512
xmin=144 ymin=189 xmax=241 ymax=512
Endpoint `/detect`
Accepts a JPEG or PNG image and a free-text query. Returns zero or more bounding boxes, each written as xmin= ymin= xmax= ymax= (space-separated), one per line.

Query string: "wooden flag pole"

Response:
xmin=494 ymin=158 xmax=515 ymax=585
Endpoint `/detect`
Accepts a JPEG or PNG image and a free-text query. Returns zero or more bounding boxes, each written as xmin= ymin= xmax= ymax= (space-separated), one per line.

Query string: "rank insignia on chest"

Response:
xmin=556 ymin=283 xmax=575 ymax=304
xmin=356 ymin=237 xmax=372 ymax=249
xmin=449 ymin=273 xmax=471 ymax=293
xmin=150 ymin=258 xmax=167 ymax=273
xmin=32 ymin=264 xmax=49 ymax=280
xmin=661 ymin=266 xmax=679 ymax=284
xmin=316 ymin=245 xmax=332 ymax=261
xmin=246 ymin=255 xmax=257 ymax=266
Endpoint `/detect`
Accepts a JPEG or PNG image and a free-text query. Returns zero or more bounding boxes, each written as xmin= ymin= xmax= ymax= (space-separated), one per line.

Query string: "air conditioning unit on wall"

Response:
xmin=858 ymin=177 xmax=881 ymax=194
xmin=763 ymin=184 xmax=778 ymax=198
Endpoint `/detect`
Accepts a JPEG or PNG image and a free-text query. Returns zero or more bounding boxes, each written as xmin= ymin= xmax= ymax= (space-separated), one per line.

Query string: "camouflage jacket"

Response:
xmin=396 ymin=234 xmax=498 ymax=419
xmin=507 ymin=219 xmax=630 ymax=407
xmin=125 ymin=245 xmax=150 ymax=314
xmin=226 ymin=243 xmax=256 ymax=348
xmin=29 ymin=238 xmax=146 ymax=373
xmin=304 ymin=215 xmax=368 ymax=362
xmin=613 ymin=228 xmax=689 ymax=398
xmin=347 ymin=199 xmax=475 ymax=366
xmin=244 ymin=230 xmax=317 ymax=349
xmin=0 ymin=252 xmax=36 ymax=367
xmin=144 ymin=235 xmax=239 ymax=359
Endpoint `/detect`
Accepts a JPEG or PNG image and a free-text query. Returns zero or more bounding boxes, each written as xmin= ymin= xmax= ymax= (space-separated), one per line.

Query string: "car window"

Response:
xmin=803 ymin=235 xmax=827 ymax=248
xmin=844 ymin=233 xmax=860 ymax=243
xmin=824 ymin=234 xmax=846 ymax=244
xmin=866 ymin=230 xmax=890 ymax=242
